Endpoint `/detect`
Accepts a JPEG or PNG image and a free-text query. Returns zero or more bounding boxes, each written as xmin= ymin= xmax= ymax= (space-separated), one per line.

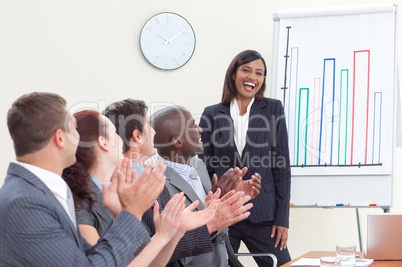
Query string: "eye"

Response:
xmin=241 ymin=67 xmax=250 ymax=73
xmin=257 ymin=72 xmax=264 ymax=76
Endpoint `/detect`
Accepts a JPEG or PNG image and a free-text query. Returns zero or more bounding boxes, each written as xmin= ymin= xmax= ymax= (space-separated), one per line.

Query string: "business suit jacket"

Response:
xmin=141 ymin=185 xmax=213 ymax=267
xmin=199 ymin=98 xmax=291 ymax=227
xmin=75 ymin=179 xmax=113 ymax=236
xmin=163 ymin=157 xmax=243 ymax=267
xmin=0 ymin=163 xmax=150 ymax=266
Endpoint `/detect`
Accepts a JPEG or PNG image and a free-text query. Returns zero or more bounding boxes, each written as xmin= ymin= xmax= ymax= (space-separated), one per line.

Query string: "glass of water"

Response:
xmin=336 ymin=245 xmax=356 ymax=266
xmin=320 ymin=257 xmax=340 ymax=267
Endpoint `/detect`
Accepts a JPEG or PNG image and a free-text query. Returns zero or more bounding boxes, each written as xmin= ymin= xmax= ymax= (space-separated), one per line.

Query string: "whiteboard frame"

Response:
xmin=269 ymin=5 xmax=398 ymax=208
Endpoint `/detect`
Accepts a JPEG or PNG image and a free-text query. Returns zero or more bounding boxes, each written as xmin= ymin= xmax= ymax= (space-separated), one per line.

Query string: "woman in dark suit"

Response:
xmin=199 ymin=50 xmax=292 ymax=266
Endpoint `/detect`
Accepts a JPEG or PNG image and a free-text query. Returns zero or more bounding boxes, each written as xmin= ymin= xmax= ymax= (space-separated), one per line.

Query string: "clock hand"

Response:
xmin=164 ymin=30 xmax=186 ymax=45
xmin=156 ymin=32 xmax=169 ymax=43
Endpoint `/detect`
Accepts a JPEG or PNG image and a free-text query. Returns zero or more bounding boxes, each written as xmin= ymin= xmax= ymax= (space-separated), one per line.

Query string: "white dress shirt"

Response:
xmin=15 ymin=161 xmax=75 ymax=224
xmin=230 ymin=97 xmax=255 ymax=157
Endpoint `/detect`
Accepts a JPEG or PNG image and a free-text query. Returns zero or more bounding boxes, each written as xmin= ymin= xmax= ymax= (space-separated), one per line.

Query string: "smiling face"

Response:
xmin=181 ymin=111 xmax=204 ymax=157
xmin=233 ymin=59 xmax=266 ymax=103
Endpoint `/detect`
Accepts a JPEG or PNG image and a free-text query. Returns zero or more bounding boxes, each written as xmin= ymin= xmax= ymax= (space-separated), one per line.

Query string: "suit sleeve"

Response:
xmin=199 ymin=107 xmax=215 ymax=179
xmin=5 ymin=195 xmax=150 ymax=266
xmin=170 ymin=226 xmax=213 ymax=262
xmin=142 ymin=187 xmax=213 ymax=263
xmin=271 ymin=102 xmax=291 ymax=228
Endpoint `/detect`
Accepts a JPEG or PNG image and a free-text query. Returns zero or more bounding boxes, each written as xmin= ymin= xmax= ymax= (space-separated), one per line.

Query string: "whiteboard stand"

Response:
xmin=356 ymin=208 xmax=362 ymax=252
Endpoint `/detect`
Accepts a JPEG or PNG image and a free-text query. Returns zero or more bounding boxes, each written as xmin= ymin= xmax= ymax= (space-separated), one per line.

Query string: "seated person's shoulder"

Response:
xmin=0 ymin=176 xmax=42 ymax=204
xmin=190 ymin=157 xmax=205 ymax=167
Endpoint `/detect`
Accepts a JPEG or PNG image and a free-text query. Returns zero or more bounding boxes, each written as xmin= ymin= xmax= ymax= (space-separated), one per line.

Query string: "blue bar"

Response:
xmin=318 ymin=58 xmax=336 ymax=165
xmin=372 ymin=92 xmax=383 ymax=164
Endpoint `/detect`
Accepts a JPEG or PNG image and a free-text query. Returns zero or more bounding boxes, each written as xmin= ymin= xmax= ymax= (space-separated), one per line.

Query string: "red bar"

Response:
xmin=351 ymin=50 xmax=370 ymax=165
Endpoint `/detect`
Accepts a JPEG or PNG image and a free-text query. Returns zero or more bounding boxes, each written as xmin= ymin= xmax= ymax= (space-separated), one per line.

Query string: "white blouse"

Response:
xmin=230 ymin=97 xmax=255 ymax=157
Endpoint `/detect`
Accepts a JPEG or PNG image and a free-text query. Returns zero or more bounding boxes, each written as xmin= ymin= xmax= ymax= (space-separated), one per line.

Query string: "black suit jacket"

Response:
xmin=199 ymin=98 xmax=291 ymax=227
xmin=142 ymin=185 xmax=214 ymax=267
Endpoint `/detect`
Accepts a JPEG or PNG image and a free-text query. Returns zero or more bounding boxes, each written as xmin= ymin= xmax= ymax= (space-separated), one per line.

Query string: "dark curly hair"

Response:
xmin=62 ymin=110 xmax=108 ymax=210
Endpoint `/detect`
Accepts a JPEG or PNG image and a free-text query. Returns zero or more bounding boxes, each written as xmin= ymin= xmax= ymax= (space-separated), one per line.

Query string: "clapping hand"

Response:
xmin=179 ymin=196 xmax=219 ymax=234
xmin=116 ymin=159 xmax=166 ymax=220
xmin=233 ymin=170 xmax=261 ymax=200
xmin=153 ymin=193 xmax=186 ymax=242
xmin=102 ymin=165 xmax=122 ymax=220
xmin=206 ymin=190 xmax=253 ymax=233
xmin=212 ymin=167 xmax=261 ymax=200
xmin=211 ymin=168 xmax=242 ymax=197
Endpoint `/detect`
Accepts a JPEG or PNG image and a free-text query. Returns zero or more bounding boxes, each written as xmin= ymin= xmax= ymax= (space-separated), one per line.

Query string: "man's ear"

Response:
xmin=53 ymin=129 xmax=65 ymax=148
xmin=171 ymin=136 xmax=183 ymax=148
xmin=98 ymin=136 xmax=108 ymax=152
xmin=132 ymin=129 xmax=142 ymax=143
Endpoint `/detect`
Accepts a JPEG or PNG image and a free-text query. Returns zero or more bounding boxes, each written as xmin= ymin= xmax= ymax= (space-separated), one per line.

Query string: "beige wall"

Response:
xmin=0 ymin=1 xmax=401 ymax=266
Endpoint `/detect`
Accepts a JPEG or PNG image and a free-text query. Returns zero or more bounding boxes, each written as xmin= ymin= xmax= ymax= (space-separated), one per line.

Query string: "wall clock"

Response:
xmin=140 ymin=12 xmax=196 ymax=70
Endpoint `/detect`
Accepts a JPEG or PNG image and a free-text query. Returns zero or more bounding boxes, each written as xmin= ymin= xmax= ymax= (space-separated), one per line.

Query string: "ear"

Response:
xmin=53 ymin=129 xmax=66 ymax=148
xmin=98 ymin=136 xmax=108 ymax=152
xmin=232 ymin=73 xmax=236 ymax=80
xmin=171 ymin=136 xmax=183 ymax=148
xmin=132 ymin=129 xmax=142 ymax=143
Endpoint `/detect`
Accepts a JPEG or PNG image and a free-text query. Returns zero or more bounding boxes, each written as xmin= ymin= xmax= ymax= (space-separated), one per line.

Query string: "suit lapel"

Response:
xmin=217 ymin=104 xmax=237 ymax=160
xmin=159 ymin=185 xmax=172 ymax=207
xmin=165 ymin=166 xmax=204 ymax=210
xmin=242 ymin=100 xmax=267 ymax=157
xmin=190 ymin=157 xmax=212 ymax=193
xmin=8 ymin=163 xmax=83 ymax=248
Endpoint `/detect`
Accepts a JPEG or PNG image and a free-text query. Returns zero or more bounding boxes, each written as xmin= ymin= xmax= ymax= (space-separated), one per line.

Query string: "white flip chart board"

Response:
xmin=270 ymin=4 xmax=398 ymax=207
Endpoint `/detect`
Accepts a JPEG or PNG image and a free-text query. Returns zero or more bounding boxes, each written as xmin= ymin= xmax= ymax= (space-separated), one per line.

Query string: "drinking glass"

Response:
xmin=336 ymin=245 xmax=356 ymax=266
xmin=320 ymin=257 xmax=341 ymax=267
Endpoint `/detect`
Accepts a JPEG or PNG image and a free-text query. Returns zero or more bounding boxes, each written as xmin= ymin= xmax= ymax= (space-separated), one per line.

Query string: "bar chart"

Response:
xmin=274 ymin=10 xmax=395 ymax=175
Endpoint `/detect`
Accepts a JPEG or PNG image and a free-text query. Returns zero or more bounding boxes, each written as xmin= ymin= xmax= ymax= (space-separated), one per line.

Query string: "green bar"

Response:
xmin=297 ymin=88 xmax=309 ymax=165
xmin=304 ymin=89 xmax=309 ymax=165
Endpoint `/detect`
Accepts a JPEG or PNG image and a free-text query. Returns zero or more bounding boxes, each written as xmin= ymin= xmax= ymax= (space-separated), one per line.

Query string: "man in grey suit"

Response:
xmin=0 ymin=92 xmax=166 ymax=266
xmin=152 ymin=105 xmax=261 ymax=267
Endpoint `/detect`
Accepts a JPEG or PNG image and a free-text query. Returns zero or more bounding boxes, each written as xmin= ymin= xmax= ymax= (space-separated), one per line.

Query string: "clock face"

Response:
xmin=140 ymin=12 xmax=196 ymax=70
